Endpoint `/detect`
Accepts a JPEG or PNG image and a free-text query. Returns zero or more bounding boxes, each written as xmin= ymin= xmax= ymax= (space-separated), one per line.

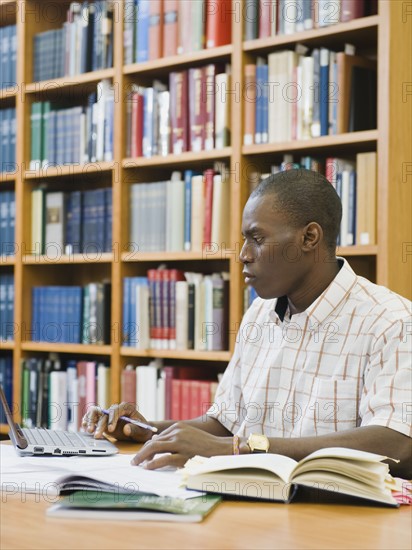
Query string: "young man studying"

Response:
xmin=83 ymin=169 xmax=412 ymax=479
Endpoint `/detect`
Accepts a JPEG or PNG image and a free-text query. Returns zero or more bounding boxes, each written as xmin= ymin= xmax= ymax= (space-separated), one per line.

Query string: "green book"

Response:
xmin=29 ymin=102 xmax=43 ymax=170
xmin=46 ymin=490 xmax=221 ymax=523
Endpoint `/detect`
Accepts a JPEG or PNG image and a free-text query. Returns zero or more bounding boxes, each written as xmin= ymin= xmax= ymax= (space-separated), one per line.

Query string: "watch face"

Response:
xmin=248 ymin=433 xmax=269 ymax=453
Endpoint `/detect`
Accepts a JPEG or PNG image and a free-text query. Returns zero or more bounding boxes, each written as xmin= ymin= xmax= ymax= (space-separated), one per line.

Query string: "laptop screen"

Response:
xmin=0 ymin=385 xmax=28 ymax=449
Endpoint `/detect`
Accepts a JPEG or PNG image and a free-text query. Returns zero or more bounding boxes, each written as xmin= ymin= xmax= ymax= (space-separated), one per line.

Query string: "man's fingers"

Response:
xmin=131 ymin=437 xmax=171 ymax=465
xmin=141 ymin=453 xmax=182 ymax=470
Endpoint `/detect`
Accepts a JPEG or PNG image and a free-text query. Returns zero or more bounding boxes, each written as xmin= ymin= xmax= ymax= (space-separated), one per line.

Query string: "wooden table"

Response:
xmin=1 ymin=443 xmax=411 ymax=549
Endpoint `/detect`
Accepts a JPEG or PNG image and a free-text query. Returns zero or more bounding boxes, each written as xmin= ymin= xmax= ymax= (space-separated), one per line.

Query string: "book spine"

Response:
xmin=162 ymin=0 xmax=178 ymax=57
xmin=149 ymin=0 xmax=163 ymax=60
xmin=206 ymin=0 xmax=232 ymax=48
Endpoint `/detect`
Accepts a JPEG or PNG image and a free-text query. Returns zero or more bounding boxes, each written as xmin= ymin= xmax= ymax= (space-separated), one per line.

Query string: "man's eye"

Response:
xmin=253 ymin=237 xmax=264 ymax=245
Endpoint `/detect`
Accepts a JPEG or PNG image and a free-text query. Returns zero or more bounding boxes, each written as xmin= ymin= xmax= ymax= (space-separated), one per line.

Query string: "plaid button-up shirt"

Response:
xmin=208 ymin=259 xmax=412 ymax=439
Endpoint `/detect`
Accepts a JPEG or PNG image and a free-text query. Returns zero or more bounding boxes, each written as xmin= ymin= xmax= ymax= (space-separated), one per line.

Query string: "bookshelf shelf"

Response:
xmin=0 ymin=172 xmax=16 ymax=183
xmin=0 ymin=341 xmax=14 ymax=350
xmin=120 ymin=347 xmax=232 ymax=363
xmin=24 ymin=162 xmax=115 ymax=180
xmin=243 ymin=15 xmax=379 ymax=53
xmin=124 ymin=45 xmax=233 ymax=76
xmin=242 ymin=131 xmax=378 ymax=156
xmin=21 ymin=342 xmax=112 ymax=355
xmin=121 ymin=251 xmax=230 ymax=263
xmin=122 ymin=148 xmax=232 ymax=169
xmin=23 ymin=253 xmax=113 ymax=265
xmin=24 ymin=68 xmax=115 ymax=95
xmin=0 ymin=88 xmax=17 ymax=101
xmin=337 ymin=245 xmax=379 ymax=257
xmin=0 ymin=256 xmax=15 ymax=266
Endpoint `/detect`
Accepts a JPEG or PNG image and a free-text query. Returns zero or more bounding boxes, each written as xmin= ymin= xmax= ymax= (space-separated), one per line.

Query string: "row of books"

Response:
xmin=31 ymin=187 xmax=112 ymax=257
xmin=123 ymin=270 xmax=230 ymax=352
xmin=20 ymin=356 xmax=110 ymax=431
xmin=130 ymin=167 xmax=229 ymax=253
xmin=30 ymin=79 xmax=114 ymax=169
xmin=0 ymin=25 xmax=17 ymax=89
xmin=33 ymin=1 xmax=114 ymax=82
xmin=120 ymin=361 xmax=221 ymax=421
xmin=126 ymin=66 xmax=230 ymax=158
xmin=0 ymin=274 xmax=14 ymax=342
xmin=247 ymin=151 xmax=377 ymax=246
xmin=0 ymin=108 xmax=16 ymax=173
xmin=244 ymin=0 xmax=376 ymax=40
xmin=0 ymin=191 xmax=15 ymax=256
xmin=123 ymin=0 xmax=232 ymax=64
xmin=31 ymin=282 xmax=111 ymax=344
xmin=0 ymin=355 xmax=12 ymax=424
xmin=243 ymin=49 xmax=376 ymax=145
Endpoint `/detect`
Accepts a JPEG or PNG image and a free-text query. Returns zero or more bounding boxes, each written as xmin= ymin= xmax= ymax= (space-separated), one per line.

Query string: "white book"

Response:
xmin=317 ymin=0 xmax=340 ymax=28
xmin=190 ymin=175 xmax=205 ymax=251
xmin=339 ymin=168 xmax=351 ymax=247
xmin=211 ymin=173 xmax=230 ymax=247
xmin=301 ymin=55 xmax=314 ymax=140
xmin=203 ymin=275 xmax=214 ymax=351
xmin=215 ymin=72 xmax=231 ymax=149
xmin=156 ymin=370 xmax=166 ymax=421
xmin=97 ymin=363 xmax=110 ymax=409
xmin=67 ymin=365 xmax=79 ymax=433
xmin=49 ymin=370 xmax=68 ymax=431
xmin=45 ymin=191 xmax=65 ymax=259
xmin=166 ymin=173 xmax=185 ymax=251
xmin=175 ymin=280 xmax=189 ymax=350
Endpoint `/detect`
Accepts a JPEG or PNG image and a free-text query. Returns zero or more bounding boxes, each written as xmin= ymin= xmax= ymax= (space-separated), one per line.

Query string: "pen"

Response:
xmin=101 ymin=409 xmax=158 ymax=433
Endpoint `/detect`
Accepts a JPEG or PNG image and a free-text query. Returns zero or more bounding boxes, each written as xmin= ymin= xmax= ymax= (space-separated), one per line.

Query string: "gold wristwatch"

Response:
xmin=247 ymin=433 xmax=270 ymax=453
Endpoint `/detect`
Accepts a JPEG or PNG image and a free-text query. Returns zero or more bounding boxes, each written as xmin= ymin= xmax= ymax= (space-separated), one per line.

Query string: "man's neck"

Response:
xmin=287 ymin=257 xmax=342 ymax=316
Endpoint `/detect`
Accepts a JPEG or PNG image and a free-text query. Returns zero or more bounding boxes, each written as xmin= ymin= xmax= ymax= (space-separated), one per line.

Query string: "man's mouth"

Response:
xmin=243 ymin=271 xmax=256 ymax=284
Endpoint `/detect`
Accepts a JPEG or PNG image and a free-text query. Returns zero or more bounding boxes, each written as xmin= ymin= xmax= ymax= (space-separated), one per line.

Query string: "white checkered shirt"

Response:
xmin=208 ymin=259 xmax=412 ymax=439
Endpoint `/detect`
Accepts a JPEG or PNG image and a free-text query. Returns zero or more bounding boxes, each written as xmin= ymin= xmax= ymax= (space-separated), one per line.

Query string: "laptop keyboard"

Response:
xmin=22 ymin=428 xmax=95 ymax=448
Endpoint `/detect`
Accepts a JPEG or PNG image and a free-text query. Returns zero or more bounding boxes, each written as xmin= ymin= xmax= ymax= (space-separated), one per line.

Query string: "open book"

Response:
xmin=47 ymin=490 xmax=221 ymax=523
xmin=181 ymin=447 xmax=399 ymax=507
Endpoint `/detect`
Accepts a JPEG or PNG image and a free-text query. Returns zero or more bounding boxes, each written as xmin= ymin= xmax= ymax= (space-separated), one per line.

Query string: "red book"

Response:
xmin=199 ymin=380 xmax=212 ymax=415
xmin=258 ymin=0 xmax=271 ymax=38
xmin=120 ymin=365 xmax=136 ymax=405
xmin=202 ymin=64 xmax=216 ymax=151
xmin=206 ymin=0 xmax=232 ymax=48
xmin=131 ymin=90 xmax=144 ymax=157
xmin=203 ymin=168 xmax=215 ymax=247
xmin=189 ymin=380 xmax=201 ymax=418
xmin=188 ymin=67 xmax=205 ymax=152
xmin=177 ymin=0 xmax=192 ymax=54
xmin=340 ymin=0 xmax=365 ymax=22
xmin=147 ymin=268 xmax=162 ymax=349
xmin=163 ymin=366 xmax=179 ymax=419
xmin=149 ymin=0 xmax=163 ymax=60
xmin=169 ymin=71 xmax=189 ymax=154
xmin=180 ymin=379 xmax=191 ymax=420
xmin=76 ymin=361 xmax=88 ymax=429
xmin=163 ymin=0 xmax=178 ymax=57
xmin=171 ymin=379 xmax=182 ymax=420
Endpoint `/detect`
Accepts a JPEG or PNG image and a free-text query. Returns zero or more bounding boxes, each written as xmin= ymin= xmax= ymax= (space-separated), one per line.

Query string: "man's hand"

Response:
xmin=131 ymin=422 xmax=233 ymax=469
xmin=81 ymin=402 xmax=153 ymax=443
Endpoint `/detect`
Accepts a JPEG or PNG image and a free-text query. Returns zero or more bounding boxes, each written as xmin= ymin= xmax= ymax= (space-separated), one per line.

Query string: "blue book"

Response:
xmin=65 ymin=191 xmax=82 ymax=254
xmin=104 ymin=187 xmax=112 ymax=253
xmin=0 ymin=275 xmax=6 ymax=340
xmin=136 ymin=0 xmax=150 ymax=63
xmin=184 ymin=170 xmax=194 ymax=251
xmin=320 ymin=48 xmax=330 ymax=137
xmin=255 ymin=63 xmax=268 ymax=144
xmin=5 ymin=273 xmax=14 ymax=340
xmin=0 ymin=355 xmax=13 ymax=424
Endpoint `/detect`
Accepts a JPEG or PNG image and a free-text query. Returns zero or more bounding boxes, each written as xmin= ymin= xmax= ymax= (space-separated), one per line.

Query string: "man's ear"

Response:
xmin=301 ymin=222 xmax=322 ymax=251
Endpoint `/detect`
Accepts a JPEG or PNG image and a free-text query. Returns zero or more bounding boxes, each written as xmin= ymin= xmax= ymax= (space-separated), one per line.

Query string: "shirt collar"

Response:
xmin=269 ymin=258 xmax=358 ymax=326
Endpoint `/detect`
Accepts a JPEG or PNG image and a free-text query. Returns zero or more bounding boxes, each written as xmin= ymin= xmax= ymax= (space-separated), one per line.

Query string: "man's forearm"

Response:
xmin=261 ymin=426 xmax=411 ymax=478
xmin=153 ymin=415 xmax=232 ymax=437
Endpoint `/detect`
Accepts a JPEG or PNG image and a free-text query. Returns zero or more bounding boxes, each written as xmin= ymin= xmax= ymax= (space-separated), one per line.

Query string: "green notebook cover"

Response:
xmin=47 ymin=490 xmax=221 ymax=523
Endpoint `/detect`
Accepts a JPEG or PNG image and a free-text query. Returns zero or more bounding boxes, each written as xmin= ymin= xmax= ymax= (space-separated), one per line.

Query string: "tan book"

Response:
xmin=243 ymin=64 xmax=256 ymax=145
xmin=182 ymin=447 xmax=400 ymax=506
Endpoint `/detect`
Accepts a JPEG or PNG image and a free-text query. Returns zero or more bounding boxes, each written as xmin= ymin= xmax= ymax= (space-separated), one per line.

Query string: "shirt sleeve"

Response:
xmin=206 ymin=302 xmax=263 ymax=434
xmin=360 ymin=315 xmax=412 ymax=437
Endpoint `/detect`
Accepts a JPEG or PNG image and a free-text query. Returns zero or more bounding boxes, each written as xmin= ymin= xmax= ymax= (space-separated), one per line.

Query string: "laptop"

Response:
xmin=0 ymin=385 xmax=118 ymax=456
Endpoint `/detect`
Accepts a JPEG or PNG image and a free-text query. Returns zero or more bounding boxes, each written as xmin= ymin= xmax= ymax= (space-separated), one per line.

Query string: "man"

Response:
xmin=83 ymin=169 xmax=412 ymax=477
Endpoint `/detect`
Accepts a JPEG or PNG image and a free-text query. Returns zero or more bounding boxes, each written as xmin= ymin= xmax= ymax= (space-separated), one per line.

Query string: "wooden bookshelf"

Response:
xmin=0 ymin=0 xmax=411 ymax=432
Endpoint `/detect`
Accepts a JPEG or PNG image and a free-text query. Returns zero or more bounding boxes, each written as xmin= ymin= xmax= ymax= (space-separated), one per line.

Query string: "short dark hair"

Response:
xmin=250 ymin=169 xmax=342 ymax=252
